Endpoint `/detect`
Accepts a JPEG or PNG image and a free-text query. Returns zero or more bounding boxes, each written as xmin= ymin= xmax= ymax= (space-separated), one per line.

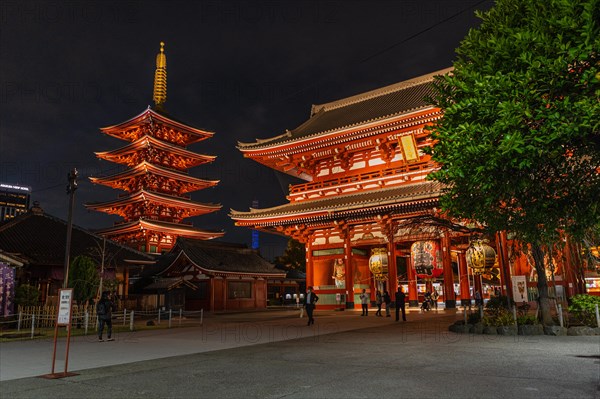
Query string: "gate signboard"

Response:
xmin=57 ymin=289 xmax=73 ymax=325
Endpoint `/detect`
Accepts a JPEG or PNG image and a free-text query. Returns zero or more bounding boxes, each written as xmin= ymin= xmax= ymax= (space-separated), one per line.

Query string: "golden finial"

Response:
xmin=153 ymin=41 xmax=167 ymax=110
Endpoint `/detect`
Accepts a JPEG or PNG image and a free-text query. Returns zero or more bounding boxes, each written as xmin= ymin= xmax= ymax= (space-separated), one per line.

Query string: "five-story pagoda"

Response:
xmin=86 ymin=42 xmax=224 ymax=254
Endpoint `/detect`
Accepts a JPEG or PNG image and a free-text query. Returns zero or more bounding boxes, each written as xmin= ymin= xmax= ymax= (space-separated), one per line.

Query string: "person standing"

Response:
xmin=383 ymin=290 xmax=392 ymax=317
xmin=375 ymin=291 xmax=383 ymax=316
xmin=395 ymin=287 xmax=406 ymax=321
xmin=431 ymin=289 xmax=439 ymax=309
xmin=96 ymin=291 xmax=116 ymax=342
xmin=475 ymin=290 xmax=483 ymax=307
xmin=360 ymin=289 xmax=369 ymax=316
xmin=305 ymin=287 xmax=319 ymax=326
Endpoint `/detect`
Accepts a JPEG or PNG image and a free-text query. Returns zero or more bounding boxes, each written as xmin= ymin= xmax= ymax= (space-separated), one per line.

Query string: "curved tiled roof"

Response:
xmin=0 ymin=211 xmax=154 ymax=267
xmin=165 ymin=238 xmax=285 ymax=276
xmin=230 ymin=181 xmax=444 ymax=225
xmin=238 ymin=67 xmax=452 ymax=150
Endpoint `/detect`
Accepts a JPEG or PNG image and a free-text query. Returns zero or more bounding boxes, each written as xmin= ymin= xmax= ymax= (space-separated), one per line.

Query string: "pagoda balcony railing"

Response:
xmin=115 ymin=218 xmax=192 ymax=226
xmin=289 ymin=161 xmax=434 ymax=195
xmin=117 ymin=192 xmax=192 ymax=200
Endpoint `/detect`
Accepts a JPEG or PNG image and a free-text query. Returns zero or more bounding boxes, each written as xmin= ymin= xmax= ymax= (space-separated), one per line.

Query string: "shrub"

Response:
xmin=516 ymin=315 xmax=538 ymax=325
xmin=467 ymin=312 xmax=481 ymax=324
xmin=14 ymin=284 xmax=40 ymax=307
xmin=483 ymin=308 xmax=514 ymax=326
xmin=569 ymin=294 xmax=600 ymax=327
xmin=485 ymin=295 xmax=514 ymax=312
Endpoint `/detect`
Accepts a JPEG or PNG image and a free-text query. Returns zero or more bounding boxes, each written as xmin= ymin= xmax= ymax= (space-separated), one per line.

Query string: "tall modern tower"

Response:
xmin=86 ymin=43 xmax=224 ymax=254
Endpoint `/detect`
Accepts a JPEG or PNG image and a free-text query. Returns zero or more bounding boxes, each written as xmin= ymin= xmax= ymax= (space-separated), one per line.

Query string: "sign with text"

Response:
xmin=57 ymin=289 xmax=73 ymax=326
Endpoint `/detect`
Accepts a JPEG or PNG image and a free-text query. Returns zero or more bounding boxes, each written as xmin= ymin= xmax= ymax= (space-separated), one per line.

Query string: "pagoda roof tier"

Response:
xmin=95 ymin=218 xmax=225 ymax=240
xmin=230 ymin=181 xmax=443 ymax=227
xmin=89 ymin=161 xmax=219 ymax=194
xmin=95 ymin=135 xmax=216 ymax=170
xmin=238 ymin=68 xmax=452 ymax=152
xmin=84 ymin=189 xmax=221 ymax=218
xmin=101 ymin=107 xmax=214 ymax=146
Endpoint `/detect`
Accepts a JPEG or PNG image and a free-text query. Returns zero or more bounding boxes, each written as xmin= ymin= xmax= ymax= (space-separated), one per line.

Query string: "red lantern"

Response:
xmin=411 ymin=241 xmax=443 ymax=280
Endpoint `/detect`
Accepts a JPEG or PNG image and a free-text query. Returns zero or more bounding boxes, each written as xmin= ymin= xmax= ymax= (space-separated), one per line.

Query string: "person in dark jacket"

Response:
xmin=395 ymin=287 xmax=406 ymax=321
xmin=96 ymin=291 xmax=116 ymax=342
xmin=383 ymin=290 xmax=392 ymax=317
xmin=304 ymin=287 xmax=319 ymax=326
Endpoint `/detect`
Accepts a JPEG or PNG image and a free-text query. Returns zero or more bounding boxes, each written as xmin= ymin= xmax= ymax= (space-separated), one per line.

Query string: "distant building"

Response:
xmin=0 ymin=183 xmax=31 ymax=222
xmin=132 ymin=237 xmax=285 ymax=311
xmin=0 ymin=207 xmax=154 ymax=304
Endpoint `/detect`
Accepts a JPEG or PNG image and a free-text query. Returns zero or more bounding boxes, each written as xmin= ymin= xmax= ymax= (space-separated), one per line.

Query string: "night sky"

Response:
xmin=0 ymin=0 xmax=492 ymax=260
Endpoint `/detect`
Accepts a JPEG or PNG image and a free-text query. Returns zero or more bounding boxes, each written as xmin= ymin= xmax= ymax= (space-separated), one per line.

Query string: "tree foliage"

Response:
xmin=275 ymin=239 xmax=306 ymax=271
xmin=427 ymin=0 xmax=600 ymax=325
xmin=14 ymin=284 xmax=40 ymax=307
xmin=68 ymin=255 xmax=99 ymax=306
xmin=427 ymin=0 xmax=600 ymax=245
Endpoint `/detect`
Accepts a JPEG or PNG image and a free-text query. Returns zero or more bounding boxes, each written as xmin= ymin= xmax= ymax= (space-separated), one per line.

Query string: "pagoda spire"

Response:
xmin=153 ymin=41 xmax=167 ymax=111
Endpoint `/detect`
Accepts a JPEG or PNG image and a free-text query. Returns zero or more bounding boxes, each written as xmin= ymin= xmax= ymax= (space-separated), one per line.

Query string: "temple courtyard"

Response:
xmin=1 ymin=308 xmax=598 ymax=398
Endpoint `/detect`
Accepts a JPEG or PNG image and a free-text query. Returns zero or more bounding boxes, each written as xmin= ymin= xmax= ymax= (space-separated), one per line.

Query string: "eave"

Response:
xmin=95 ymin=135 xmax=216 ymax=167
xmin=96 ymin=219 xmax=225 ymax=239
xmin=101 ymin=107 xmax=214 ymax=145
xmin=230 ymin=181 xmax=443 ymax=227
xmin=89 ymin=161 xmax=219 ymax=191
xmin=84 ymin=189 xmax=221 ymax=214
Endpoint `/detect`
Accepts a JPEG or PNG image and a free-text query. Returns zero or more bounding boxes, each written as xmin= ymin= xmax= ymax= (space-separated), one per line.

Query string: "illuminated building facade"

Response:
xmin=0 ymin=183 xmax=31 ymax=222
xmin=231 ymin=69 xmax=591 ymax=309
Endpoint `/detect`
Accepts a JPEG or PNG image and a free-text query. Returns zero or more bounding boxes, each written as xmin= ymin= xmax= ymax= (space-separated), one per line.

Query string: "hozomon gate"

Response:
xmin=231 ymin=68 xmax=589 ymax=309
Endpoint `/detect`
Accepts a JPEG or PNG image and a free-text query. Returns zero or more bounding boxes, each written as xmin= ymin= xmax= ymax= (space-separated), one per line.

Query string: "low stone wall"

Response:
xmin=449 ymin=321 xmax=600 ymax=336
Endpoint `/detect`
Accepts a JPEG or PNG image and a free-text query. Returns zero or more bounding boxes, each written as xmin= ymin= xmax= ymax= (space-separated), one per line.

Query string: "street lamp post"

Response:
xmin=63 ymin=168 xmax=78 ymax=288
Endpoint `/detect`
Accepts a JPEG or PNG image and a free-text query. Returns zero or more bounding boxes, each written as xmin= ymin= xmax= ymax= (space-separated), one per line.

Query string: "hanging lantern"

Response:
xmin=369 ymin=248 xmax=389 ymax=281
xmin=411 ymin=241 xmax=443 ymax=280
xmin=466 ymin=239 xmax=497 ymax=275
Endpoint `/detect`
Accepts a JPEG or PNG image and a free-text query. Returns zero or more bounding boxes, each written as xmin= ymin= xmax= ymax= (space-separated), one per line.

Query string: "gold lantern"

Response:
xmin=466 ymin=239 xmax=497 ymax=275
xmin=369 ymin=248 xmax=389 ymax=281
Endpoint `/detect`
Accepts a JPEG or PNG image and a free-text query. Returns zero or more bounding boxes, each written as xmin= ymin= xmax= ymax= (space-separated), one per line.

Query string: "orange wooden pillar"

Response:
xmin=306 ymin=239 xmax=314 ymax=289
xmin=441 ymin=232 xmax=456 ymax=308
xmin=344 ymin=237 xmax=354 ymax=309
xmin=387 ymin=241 xmax=398 ymax=295
xmin=458 ymin=252 xmax=470 ymax=306
xmin=407 ymin=254 xmax=418 ymax=307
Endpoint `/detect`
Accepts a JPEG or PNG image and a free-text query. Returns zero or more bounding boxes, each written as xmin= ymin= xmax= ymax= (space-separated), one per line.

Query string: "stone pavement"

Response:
xmin=1 ymin=308 xmax=599 ymax=398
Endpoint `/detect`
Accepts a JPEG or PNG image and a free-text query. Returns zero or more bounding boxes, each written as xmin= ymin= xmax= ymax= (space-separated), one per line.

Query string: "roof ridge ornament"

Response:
xmin=153 ymin=41 xmax=167 ymax=111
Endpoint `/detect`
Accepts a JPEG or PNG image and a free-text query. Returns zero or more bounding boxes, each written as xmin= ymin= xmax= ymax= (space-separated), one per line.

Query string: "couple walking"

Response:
xmin=374 ymin=290 xmax=392 ymax=317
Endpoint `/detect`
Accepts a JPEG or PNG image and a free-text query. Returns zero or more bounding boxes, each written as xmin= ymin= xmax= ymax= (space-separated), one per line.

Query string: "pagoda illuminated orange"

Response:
xmin=87 ymin=42 xmax=223 ymax=253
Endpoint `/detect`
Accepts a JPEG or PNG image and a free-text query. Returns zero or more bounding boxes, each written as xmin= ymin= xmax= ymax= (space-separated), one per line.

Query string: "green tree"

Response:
xmin=275 ymin=239 xmax=306 ymax=271
xmin=68 ymin=255 xmax=100 ymax=306
xmin=14 ymin=284 xmax=40 ymax=307
xmin=427 ymin=0 xmax=600 ymax=325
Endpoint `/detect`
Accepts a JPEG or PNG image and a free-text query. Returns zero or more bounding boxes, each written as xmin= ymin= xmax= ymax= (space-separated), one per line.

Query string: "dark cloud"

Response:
xmin=0 ymin=0 xmax=492 ymax=258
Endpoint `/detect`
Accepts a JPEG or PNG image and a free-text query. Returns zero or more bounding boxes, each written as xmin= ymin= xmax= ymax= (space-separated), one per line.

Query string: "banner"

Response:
xmin=0 ymin=263 xmax=16 ymax=316
xmin=512 ymin=275 xmax=528 ymax=303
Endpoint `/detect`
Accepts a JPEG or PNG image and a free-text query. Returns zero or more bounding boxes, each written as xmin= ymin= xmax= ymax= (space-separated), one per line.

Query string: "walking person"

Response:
xmin=383 ymin=290 xmax=392 ymax=317
xmin=305 ymin=286 xmax=319 ymax=326
xmin=360 ymin=289 xmax=369 ymax=316
xmin=375 ymin=290 xmax=383 ymax=316
xmin=395 ymin=287 xmax=406 ymax=321
xmin=431 ymin=289 xmax=439 ymax=309
xmin=96 ymin=291 xmax=116 ymax=342
xmin=475 ymin=290 xmax=483 ymax=307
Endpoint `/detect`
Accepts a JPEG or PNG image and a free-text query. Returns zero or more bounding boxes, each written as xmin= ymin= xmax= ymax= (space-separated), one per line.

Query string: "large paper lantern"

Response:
xmin=369 ymin=248 xmax=388 ymax=281
xmin=466 ymin=240 xmax=497 ymax=275
xmin=411 ymin=241 xmax=443 ymax=280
